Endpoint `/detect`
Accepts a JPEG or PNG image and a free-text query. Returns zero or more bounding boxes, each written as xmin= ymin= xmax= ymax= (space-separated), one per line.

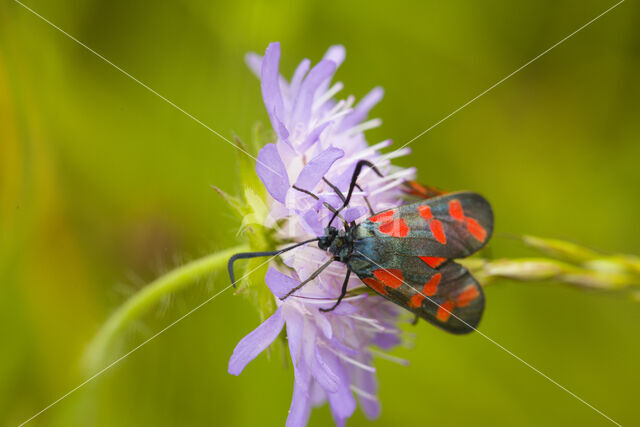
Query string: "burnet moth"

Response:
xmin=228 ymin=160 xmax=494 ymax=334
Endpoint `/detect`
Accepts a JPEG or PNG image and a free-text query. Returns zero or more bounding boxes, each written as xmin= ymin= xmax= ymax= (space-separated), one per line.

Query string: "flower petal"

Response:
xmin=318 ymin=193 xmax=344 ymax=211
xmin=311 ymin=309 xmax=333 ymax=340
xmin=304 ymin=321 xmax=339 ymax=392
xmin=290 ymin=60 xmax=337 ymax=129
xmin=245 ymin=52 xmax=262 ymax=77
xmin=298 ymin=121 xmax=330 ymax=153
xmin=353 ymin=354 xmax=381 ymax=419
xmin=320 ymin=348 xmax=356 ymax=420
xmin=284 ymin=305 xmax=313 ymax=397
xmin=287 ymin=58 xmax=311 ymax=110
xmin=343 ymin=206 xmax=368 ymax=223
xmin=261 ymin=42 xmax=287 ymax=139
xmin=228 ymin=307 xmax=285 ymax=375
xmin=286 ymin=375 xmax=312 ymax=427
xmin=323 ymin=45 xmax=346 ymax=67
xmin=373 ymin=331 xmax=401 ymax=350
xmin=314 ymin=298 xmax=361 ymax=315
xmin=310 ymin=381 xmax=327 ymax=406
xmin=294 ymin=147 xmax=344 ymax=191
xmin=327 ymin=336 xmax=360 ymax=357
xmin=338 ymin=86 xmax=384 ymax=132
xmin=265 ymin=267 xmax=299 ymax=299
xmin=273 ymin=110 xmax=291 ymax=143
xmin=317 ymin=45 xmax=346 ymax=95
xmin=300 ymin=209 xmax=324 ymax=236
xmin=256 ymin=143 xmax=290 ymax=203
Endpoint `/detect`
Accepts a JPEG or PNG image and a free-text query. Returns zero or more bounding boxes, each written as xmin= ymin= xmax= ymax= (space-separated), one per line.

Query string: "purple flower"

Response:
xmin=229 ymin=42 xmax=414 ymax=426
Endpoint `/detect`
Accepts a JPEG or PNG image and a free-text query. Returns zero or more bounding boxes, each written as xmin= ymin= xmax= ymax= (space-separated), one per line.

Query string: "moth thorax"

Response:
xmin=328 ymin=232 xmax=353 ymax=261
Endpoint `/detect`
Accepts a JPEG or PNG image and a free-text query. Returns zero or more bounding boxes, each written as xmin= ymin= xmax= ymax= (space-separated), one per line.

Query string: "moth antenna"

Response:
xmin=228 ymin=237 xmax=319 ymax=287
xmin=322 ymin=177 xmax=346 ymax=203
xmin=328 ymin=160 xmax=382 ymax=227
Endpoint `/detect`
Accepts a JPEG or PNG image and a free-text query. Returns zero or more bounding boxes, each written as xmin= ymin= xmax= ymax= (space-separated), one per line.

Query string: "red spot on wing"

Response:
xmin=363 ymin=277 xmax=388 ymax=295
xmin=373 ymin=268 xmax=404 ymax=289
xmin=436 ymin=301 xmax=455 ymax=322
xmin=456 ymin=284 xmax=480 ymax=307
xmin=379 ymin=218 xmax=409 ymax=237
xmin=447 ymin=199 xmax=487 ymax=242
xmin=408 ymin=294 xmax=425 ymax=308
xmin=465 ymin=217 xmax=487 ymax=242
xmin=418 ymin=205 xmax=433 ymax=220
xmin=448 ymin=199 xmax=465 ymax=221
xmin=419 ymin=256 xmax=447 ymax=268
xmin=430 ymin=220 xmax=447 ymax=244
xmin=369 ymin=210 xmax=395 ymax=223
xmin=423 ymin=273 xmax=442 ymax=296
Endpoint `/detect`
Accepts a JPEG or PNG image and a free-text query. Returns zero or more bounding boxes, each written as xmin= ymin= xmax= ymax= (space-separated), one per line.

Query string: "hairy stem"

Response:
xmin=84 ymin=245 xmax=248 ymax=372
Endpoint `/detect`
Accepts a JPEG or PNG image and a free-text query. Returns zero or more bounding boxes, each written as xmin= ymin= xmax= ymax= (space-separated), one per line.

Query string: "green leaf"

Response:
xmin=211 ymin=185 xmax=246 ymax=218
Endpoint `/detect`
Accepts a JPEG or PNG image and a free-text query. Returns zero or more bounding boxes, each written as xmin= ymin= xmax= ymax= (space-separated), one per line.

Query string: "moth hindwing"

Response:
xmin=348 ymin=192 xmax=493 ymax=333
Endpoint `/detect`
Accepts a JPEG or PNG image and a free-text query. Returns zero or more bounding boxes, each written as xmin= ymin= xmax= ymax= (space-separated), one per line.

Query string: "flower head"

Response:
xmin=229 ymin=42 xmax=415 ymax=426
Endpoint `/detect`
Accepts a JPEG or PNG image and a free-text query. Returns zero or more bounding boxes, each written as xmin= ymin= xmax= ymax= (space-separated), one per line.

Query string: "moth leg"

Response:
xmin=320 ymin=268 xmax=352 ymax=313
xmin=322 ymin=177 xmax=346 ymax=203
xmin=411 ymin=313 xmax=420 ymax=326
xmin=322 ymin=178 xmax=370 ymax=226
xmin=321 ymin=178 xmax=374 ymax=215
xmin=292 ymin=185 xmax=320 ymax=200
xmin=328 ymin=160 xmax=383 ymax=227
xmin=355 ymin=183 xmax=374 ymax=216
xmin=324 ymin=176 xmax=374 ymax=216
xmin=281 ymin=258 xmax=334 ymax=300
xmin=292 ymin=184 xmax=349 ymax=228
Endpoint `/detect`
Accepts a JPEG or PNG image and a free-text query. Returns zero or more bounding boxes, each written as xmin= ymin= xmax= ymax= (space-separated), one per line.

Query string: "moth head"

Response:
xmin=318 ymin=226 xmax=339 ymax=250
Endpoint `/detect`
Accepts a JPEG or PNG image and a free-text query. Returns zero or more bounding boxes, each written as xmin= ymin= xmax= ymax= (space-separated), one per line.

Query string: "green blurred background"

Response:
xmin=2 ymin=0 xmax=639 ymax=425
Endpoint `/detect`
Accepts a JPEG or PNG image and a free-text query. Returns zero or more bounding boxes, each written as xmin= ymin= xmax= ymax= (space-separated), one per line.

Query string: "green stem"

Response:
xmin=83 ymin=245 xmax=248 ymax=372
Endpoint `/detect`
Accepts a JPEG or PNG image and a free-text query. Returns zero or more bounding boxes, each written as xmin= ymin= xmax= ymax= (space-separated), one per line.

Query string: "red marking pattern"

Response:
xmin=409 ymin=293 xmax=425 ymax=308
xmin=379 ymin=218 xmax=409 ymax=237
xmin=369 ymin=210 xmax=395 ymax=223
xmin=418 ymin=205 xmax=433 ymax=220
xmin=373 ymin=268 xmax=404 ymax=289
xmin=465 ymin=217 xmax=487 ymax=242
xmin=433 ymin=283 xmax=481 ymax=323
xmin=423 ymin=273 xmax=442 ymax=296
xmin=407 ymin=181 xmax=427 ymax=195
xmin=436 ymin=301 xmax=455 ymax=322
xmin=456 ymin=284 xmax=480 ymax=307
xmin=419 ymin=256 xmax=447 ymax=268
xmin=448 ymin=199 xmax=465 ymax=221
xmin=448 ymin=199 xmax=487 ymax=242
xmin=418 ymin=205 xmax=447 ymax=244
xmin=363 ymin=277 xmax=387 ymax=295
xmin=403 ymin=181 xmax=446 ymax=199
xmin=429 ymin=220 xmax=447 ymax=244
